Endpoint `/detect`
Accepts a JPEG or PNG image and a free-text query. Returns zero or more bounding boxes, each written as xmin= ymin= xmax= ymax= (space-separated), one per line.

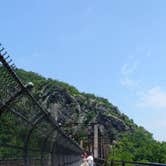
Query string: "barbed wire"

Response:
xmin=0 ymin=44 xmax=83 ymax=166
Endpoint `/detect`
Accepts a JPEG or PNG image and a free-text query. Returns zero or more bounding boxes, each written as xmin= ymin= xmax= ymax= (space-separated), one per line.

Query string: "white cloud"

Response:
xmin=121 ymin=62 xmax=138 ymax=76
xmin=137 ymin=86 xmax=166 ymax=109
xmin=143 ymin=119 xmax=166 ymax=141
xmin=153 ymin=119 xmax=166 ymax=128
xmin=120 ymin=77 xmax=139 ymax=89
xmin=120 ymin=61 xmax=140 ymax=90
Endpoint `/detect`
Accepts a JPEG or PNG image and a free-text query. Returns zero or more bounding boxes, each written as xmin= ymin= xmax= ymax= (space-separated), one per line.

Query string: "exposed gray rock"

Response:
xmin=36 ymin=83 xmax=132 ymax=145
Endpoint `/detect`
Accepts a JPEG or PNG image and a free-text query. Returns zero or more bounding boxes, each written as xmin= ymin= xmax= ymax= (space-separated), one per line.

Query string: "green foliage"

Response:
xmin=108 ymin=127 xmax=166 ymax=163
xmin=46 ymin=78 xmax=80 ymax=96
xmin=0 ymin=112 xmax=26 ymax=158
xmin=16 ymin=69 xmax=80 ymax=96
xmin=1 ymin=68 xmax=166 ymax=163
xmin=85 ymin=110 xmax=96 ymax=123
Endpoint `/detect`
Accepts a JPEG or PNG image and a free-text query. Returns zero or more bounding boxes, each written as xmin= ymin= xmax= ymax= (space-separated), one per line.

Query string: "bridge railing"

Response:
xmin=94 ymin=158 xmax=166 ymax=166
xmin=0 ymin=44 xmax=83 ymax=166
xmin=108 ymin=160 xmax=166 ymax=166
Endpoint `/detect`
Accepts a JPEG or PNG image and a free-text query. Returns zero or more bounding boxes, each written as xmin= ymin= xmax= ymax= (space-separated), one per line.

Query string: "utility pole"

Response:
xmin=59 ymin=122 xmax=100 ymax=158
xmin=80 ymin=140 xmax=83 ymax=149
xmin=93 ymin=124 xmax=98 ymax=158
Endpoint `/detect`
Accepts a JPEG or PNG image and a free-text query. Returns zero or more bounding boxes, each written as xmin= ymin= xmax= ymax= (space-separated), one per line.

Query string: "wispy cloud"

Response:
xmin=152 ymin=119 xmax=166 ymax=128
xmin=120 ymin=61 xmax=140 ymax=90
xmin=120 ymin=51 xmax=165 ymax=141
xmin=137 ymin=86 xmax=166 ymax=109
xmin=120 ymin=77 xmax=140 ymax=89
xmin=143 ymin=118 xmax=166 ymax=141
xmin=121 ymin=62 xmax=138 ymax=76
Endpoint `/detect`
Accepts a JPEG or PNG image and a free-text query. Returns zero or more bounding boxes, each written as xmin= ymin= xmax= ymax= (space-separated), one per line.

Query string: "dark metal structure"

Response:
xmin=109 ymin=160 xmax=166 ymax=166
xmin=2 ymin=44 xmax=165 ymax=166
xmin=0 ymin=44 xmax=83 ymax=166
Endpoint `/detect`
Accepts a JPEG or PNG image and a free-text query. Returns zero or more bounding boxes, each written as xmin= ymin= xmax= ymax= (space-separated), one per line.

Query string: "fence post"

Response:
xmin=111 ymin=160 xmax=114 ymax=166
xmin=122 ymin=161 xmax=125 ymax=166
xmin=94 ymin=124 xmax=98 ymax=158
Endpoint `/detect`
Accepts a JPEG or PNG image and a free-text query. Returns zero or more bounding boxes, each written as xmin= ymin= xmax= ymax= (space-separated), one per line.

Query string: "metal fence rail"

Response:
xmin=108 ymin=160 xmax=166 ymax=166
xmin=0 ymin=44 xmax=83 ymax=166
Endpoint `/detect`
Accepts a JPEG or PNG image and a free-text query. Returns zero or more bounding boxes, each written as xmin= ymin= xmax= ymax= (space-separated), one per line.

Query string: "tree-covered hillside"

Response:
xmin=1 ymin=68 xmax=166 ymax=163
xmin=108 ymin=127 xmax=166 ymax=163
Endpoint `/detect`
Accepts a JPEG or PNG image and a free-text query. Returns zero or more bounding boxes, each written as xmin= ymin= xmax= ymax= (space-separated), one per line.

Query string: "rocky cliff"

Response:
xmin=16 ymin=69 xmax=136 ymax=146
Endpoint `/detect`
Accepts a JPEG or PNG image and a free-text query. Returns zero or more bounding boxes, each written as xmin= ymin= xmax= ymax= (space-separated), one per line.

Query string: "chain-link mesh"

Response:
xmin=0 ymin=45 xmax=83 ymax=166
xmin=0 ymin=63 xmax=21 ymax=112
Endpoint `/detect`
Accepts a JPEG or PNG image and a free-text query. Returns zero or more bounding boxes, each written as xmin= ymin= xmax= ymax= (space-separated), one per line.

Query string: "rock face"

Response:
xmin=16 ymin=69 xmax=135 ymax=148
xmin=37 ymin=83 xmax=133 ymax=145
xmin=40 ymin=85 xmax=81 ymax=124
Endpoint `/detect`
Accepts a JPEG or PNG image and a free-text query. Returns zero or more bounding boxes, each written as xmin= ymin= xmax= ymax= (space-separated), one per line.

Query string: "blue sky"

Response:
xmin=1 ymin=0 xmax=166 ymax=141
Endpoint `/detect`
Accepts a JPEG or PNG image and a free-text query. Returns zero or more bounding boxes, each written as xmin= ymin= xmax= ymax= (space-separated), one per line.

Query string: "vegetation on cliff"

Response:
xmin=1 ymin=68 xmax=166 ymax=162
xmin=109 ymin=127 xmax=166 ymax=163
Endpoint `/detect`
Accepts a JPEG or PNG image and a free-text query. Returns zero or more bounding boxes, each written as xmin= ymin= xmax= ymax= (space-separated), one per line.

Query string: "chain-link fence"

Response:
xmin=0 ymin=45 xmax=83 ymax=166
